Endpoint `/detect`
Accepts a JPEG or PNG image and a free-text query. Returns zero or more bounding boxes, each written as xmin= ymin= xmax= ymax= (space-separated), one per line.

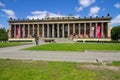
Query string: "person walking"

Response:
xmin=35 ymin=36 xmax=39 ymax=46
xmin=33 ymin=34 xmax=39 ymax=46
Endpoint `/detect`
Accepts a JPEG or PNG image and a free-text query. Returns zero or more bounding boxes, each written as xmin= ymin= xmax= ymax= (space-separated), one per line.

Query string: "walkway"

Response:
xmin=0 ymin=43 xmax=120 ymax=63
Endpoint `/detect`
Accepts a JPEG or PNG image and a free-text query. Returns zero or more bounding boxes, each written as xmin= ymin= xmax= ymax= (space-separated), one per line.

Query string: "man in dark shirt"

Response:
xmin=35 ymin=36 xmax=39 ymax=45
xmin=33 ymin=34 xmax=39 ymax=46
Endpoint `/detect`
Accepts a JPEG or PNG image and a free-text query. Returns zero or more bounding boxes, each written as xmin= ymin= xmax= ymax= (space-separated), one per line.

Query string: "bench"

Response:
xmin=43 ymin=39 xmax=56 ymax=43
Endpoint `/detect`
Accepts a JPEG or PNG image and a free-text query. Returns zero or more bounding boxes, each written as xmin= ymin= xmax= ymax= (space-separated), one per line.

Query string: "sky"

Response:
xmin=0 ymin=0 xmax=120 ymax=29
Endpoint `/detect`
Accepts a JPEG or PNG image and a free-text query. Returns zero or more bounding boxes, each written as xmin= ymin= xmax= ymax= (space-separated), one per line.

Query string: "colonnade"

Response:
xmin=9 ymin=22 xmax=111 ymax=39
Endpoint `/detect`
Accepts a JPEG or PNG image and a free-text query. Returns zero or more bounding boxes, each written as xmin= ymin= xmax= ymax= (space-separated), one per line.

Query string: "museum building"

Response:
xmin=8 ymin=14 xmax=111 ymax=41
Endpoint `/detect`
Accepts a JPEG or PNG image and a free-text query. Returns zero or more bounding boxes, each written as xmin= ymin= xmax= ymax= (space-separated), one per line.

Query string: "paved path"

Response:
xmin=0 ymin=43 xmax=120 ymax=62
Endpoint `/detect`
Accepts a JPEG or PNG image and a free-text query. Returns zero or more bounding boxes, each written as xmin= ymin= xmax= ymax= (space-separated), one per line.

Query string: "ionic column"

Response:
xmin=52 ymin=24 xmax=54 ymax=38
xmin=33 ymin=24 xmax=34 ymax=35
xmin=42 ymin=24 xmax=44 ymax=38
xmin=47 ymin=24 xmax=49 ymax=38
xmin=28 ymin=24 xmax=30 ymax=38
xmin=22 ymin=24 xmax=25 ymax=38
xmin=62 ymin=24 xmax=64 ymax=38
xmin=89 ymin=23 xmax=92 ymax=38
xmin=95 ymin=23 xmax=97 ymax=38
xmin=107 ymin=22 xmax=111 ymax=38
xmin=78 ymin=23 xmax=81 ymax=37
xmin=73 ymin=24 xmax=75 ymax=34
xmin=9 ymin=24 xmax=11 ymax=38
xmin=14 ymin=25 xmax=16 ymax=38
xmin=57 ymin=24 xmax=59 ymax=38
xmin=37 ymin=24 xmax=39 ymax=37
xmin=101 ymin=23 xmax=103 ymax=38
xmin=68 ymin=24 xmax=70 ymax=38
xmin=84 ymin=23 xmax=86 ymax=38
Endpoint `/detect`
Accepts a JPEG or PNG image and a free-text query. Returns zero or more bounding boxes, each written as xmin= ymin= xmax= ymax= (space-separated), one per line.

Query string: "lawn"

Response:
xmin=0 ymin=59 xmax=120 ymax=80
xmin=24 ymin=43 xmax=120 ymax=51
xmin=0 ymin=42 xmax=29 ymax=48
xmin=107 ymin=61 xmax=120 ymax=66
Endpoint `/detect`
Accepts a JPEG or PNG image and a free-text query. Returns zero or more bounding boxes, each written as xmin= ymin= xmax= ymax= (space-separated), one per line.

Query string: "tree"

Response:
xmin=111 ymin=26 xmax=120 ymax=41
xmin=0 ymin=28 xmax=8 ymax=41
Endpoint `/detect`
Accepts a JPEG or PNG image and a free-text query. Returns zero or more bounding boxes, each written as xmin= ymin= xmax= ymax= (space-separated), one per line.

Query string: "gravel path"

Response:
xmin=0 ymin=43 xmax=120 ymax=62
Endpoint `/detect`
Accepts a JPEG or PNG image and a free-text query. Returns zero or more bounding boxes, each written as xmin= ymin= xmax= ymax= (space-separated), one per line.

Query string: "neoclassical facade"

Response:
xmin=8 ymin=14 xmax=111 ymax=41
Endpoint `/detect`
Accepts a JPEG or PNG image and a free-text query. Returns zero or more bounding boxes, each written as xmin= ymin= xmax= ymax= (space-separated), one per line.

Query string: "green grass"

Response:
xmin=0 ymin=59 xmax=120 ymax=80
xmin=107 ymin=61 xmax=120 ymax=66
xmin=0 ymin=42 xmax=29 ymax=48
xmin=24 ymin=43 xmax=120 ymax=52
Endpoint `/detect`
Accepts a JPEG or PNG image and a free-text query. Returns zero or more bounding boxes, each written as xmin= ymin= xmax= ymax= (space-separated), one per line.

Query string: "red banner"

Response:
xmin=16 ymin=26 xmax=21 ymax=38
xmin=96 ymin=24 xmax=101 ymax=38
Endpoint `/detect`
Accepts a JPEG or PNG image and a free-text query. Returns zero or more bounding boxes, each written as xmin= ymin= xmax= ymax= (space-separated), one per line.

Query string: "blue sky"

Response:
xmin=0 ymin=0 xmax=120 ymax=29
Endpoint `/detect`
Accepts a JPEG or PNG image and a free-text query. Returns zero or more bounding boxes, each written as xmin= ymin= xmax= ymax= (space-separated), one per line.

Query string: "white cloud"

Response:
xmin=0 ymin=2 xmax=5 ymax=7
xmin=27 ymin=11 xmax=65 ymax=19
xmin=2 ymin=9 xmax=16 ymax=19
xmin=79 ymin=0 xmax=95 ymax=7
xmin=114 ymin=3 xmax=120 ymax=9
xmin=89 ymin=6 xmax=100 ymax=16
xmin=112 ymin=14 xmax=120 ymax=25
xmin=75 ymin=7 xmax=83 ymax=12
xmin=75 ymin=0 xmax=95 ymax=12
xmin=27 ymin=10 xmax=80 ymax=19
xmin=74 ymin=14 xmax=80 ymax=18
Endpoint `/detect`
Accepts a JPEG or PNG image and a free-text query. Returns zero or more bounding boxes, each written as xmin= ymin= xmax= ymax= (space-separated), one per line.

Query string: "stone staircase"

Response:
xmin=39 ymin=38 xmax=74 ymax=43
xmin=55 ymin=38 xmax=74 ymax=43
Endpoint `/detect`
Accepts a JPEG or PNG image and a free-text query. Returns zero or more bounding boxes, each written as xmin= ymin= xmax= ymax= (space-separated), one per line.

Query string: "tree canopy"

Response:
xmin=0 ymin=28 xmax=8 ymax=41
xmin=111 ymin=26 xmax=120 ymax=41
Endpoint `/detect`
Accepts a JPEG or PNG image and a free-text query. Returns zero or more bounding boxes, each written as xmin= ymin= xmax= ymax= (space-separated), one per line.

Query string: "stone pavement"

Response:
xmin=0 ymin=43 xmax=120 ymax=63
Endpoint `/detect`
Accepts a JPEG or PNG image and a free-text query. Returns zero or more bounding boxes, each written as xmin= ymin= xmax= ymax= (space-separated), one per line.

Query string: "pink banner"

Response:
xmin=96 ymin=25 xmax=101 ymax=38
xmin=16 ymin=26 xmax=21 ymax=38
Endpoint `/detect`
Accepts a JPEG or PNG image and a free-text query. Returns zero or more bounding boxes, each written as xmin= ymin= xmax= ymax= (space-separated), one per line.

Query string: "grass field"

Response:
xmin=107 ymin=61 xmax=120 ymax=66
xmin=25 ymin=43 xmax=120 ymax=51
xmin=0 ymin=42 xmax=29 ymax=48
xmin=0 ymin=59 xmax=120 ymax=80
